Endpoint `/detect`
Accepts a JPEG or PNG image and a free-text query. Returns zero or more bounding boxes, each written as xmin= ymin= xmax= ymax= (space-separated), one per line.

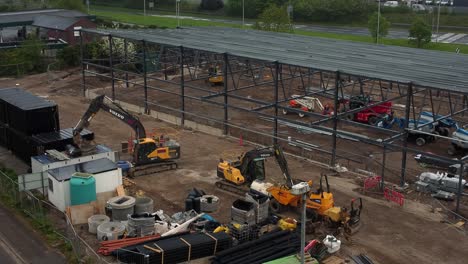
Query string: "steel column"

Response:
xmin=456 ymin=160 xmax=464 ymax=213
xmin=142 ymin=40 xmax=149 ymax=114
xmin=108 ymin=35 xmax=115 ymax=100
xmin=400 ymin=83 xmax=413 ymax=187
xmin=223 ymin=53 xmax=229 ymax=135
xmin=124 ymin=38 xmax=129 ymax=88
xmin=274 ymin=62 xmax=280 ymax=145
xmin=331 ymin=71 xmax=340 ymax=167
xmin=380 ymin=145 xmax=386 ymax=190
xmin=180 ymin=46 xmax=185 ymax=125
xmin=80 ymin=31 xmax=86 ymax=97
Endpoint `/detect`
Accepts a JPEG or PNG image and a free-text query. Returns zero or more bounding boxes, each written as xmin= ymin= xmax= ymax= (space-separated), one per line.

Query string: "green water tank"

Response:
xmin=70 ymin=173 xmax=97 ymax=206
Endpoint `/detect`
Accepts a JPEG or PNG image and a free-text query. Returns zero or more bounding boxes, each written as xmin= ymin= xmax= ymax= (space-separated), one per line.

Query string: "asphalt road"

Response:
xmin=149 ymin=13 xmax=468 ymax=45
xmin=0 ymin=204 xmax=66 ymax=264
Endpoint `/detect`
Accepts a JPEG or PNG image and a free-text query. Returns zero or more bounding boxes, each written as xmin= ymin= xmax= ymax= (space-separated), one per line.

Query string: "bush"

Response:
xmin=57 ymin=46 xmax=81 ymax=67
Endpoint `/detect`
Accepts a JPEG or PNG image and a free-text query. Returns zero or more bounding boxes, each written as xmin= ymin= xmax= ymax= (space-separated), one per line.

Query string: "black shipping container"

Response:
xmin=0 ymin=88 xmax=59 ymax=135
xmin=0 ymin=123 xmax=8 ymax=147
xmin=32 ymin=128 xmax=94 ymax=154
xmin=4 ymin=127 xmax=94 ymax=164
xmin=7 ymin=128 xmax=34 ymax=163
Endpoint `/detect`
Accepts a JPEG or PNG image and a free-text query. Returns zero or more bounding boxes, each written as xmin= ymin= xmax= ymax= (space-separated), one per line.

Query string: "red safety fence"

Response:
xmin=363 ymin=176 xmax=382 ymax=191
xmin=363 ymin=176 xmax=405 ymax=206
xmin=384 ymin=187 xmax=405 ymax=206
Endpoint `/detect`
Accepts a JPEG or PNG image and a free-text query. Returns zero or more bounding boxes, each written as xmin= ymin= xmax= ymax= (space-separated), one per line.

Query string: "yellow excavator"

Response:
xmin=216 ymin=145 xmax=288 ymax=195
xmin=73 ymin=95 xmax=180 ymax=176
xmin=207 ymin=66 xmax=224 ymax=86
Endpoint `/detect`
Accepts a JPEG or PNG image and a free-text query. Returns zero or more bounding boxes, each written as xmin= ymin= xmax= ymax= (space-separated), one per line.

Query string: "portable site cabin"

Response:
xmin=46 ymin=158 xmax=122 ymax=211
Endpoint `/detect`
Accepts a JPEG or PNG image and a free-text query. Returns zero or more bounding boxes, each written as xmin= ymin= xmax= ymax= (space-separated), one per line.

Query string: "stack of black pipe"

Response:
xmin=117 ymin=232 xmax=232 ymax=264
xmin=211 ymin=230 xmax=301 ymax=264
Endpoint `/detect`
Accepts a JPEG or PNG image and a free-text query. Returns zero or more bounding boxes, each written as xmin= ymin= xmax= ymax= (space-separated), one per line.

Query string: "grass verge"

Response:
xmin=91 ymin=9 xmax=468 ymax=54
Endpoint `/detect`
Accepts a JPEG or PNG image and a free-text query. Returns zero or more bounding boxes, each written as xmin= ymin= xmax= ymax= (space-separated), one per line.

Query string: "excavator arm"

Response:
xmin=238 ymin=144 xmax=294 ymax=188
xmin=72 ymin=95 xmax=147 ymax=139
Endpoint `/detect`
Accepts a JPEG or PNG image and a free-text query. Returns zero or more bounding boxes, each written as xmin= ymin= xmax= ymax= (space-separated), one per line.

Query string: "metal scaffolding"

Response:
xmin=80 ymin=27 xmax=468 ymax=212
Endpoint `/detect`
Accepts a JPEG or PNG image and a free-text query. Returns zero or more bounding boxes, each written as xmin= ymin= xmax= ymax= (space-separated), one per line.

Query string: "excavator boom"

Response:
xmin=73 ymin=95 xmax=146 ymax=139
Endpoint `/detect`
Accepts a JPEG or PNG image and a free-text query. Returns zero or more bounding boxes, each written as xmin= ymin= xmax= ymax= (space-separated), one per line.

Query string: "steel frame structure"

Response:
xmin=80 ymin=27 xmax=468 ymax=212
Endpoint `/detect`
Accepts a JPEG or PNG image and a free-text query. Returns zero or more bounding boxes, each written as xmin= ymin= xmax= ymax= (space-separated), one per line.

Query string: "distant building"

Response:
xmin=0 ymin=9 xmax=95 ymax=45
xmin=32 ymin=14 xmax=96 ymax=45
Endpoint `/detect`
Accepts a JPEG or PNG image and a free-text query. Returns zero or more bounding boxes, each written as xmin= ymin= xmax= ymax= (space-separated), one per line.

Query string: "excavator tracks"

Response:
xmin=215 ymin=181 xmax=249 ymax=196
xmin=129 ymin=161 xmax=178 ymax=178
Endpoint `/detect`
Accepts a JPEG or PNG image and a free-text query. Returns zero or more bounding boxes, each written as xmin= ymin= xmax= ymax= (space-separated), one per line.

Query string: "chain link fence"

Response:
xmin=0 ymin=170 xmax=111 ymax=263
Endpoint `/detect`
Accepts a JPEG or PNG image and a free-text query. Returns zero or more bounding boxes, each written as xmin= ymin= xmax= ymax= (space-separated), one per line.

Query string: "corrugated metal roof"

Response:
xmin=32 ymin=14 xmax=79 ymax=31
xmin=0 ymin=88 xmax=56 ymax=110
xmin=82 ymin=27 xmax=468 ymax=92
xmin=48 ymin=158 xmax=118 ymax=181
xmin=0 ymin=9 xmax=88 ymax=27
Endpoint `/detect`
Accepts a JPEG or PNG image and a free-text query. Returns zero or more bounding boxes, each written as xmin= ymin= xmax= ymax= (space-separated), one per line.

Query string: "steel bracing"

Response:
xmin=80 ymin=27 xmax=468 ymax=212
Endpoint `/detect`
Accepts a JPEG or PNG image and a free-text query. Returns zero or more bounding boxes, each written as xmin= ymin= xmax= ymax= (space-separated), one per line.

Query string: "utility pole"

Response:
xmin=144 ymin=0 xmax=146 ymax=16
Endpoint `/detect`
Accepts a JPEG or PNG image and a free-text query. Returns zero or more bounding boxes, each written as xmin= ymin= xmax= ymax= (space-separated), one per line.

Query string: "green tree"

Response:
xmin=408 ymin=17 xmax=432 ymax=48
xmin=368 ymin=12 xmax=390 ymax=43
xmin=50 ymin=0 xmax=85 ymax=12
xmin=254 ymin=4 xmax=292 ymax=32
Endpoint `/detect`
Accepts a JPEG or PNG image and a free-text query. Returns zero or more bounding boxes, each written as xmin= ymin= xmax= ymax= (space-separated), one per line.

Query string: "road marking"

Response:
xmin=435 ymin=32 xmax=455 ymax=42
xmin=0 ymin=234 xmax=27 ymax=264
xmin=442 ymin=33 xmax=467 ymax=43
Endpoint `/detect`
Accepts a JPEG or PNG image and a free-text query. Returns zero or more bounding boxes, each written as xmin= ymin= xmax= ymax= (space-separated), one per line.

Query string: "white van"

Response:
xmin=383 ymin=1 xmax=399 ymax=7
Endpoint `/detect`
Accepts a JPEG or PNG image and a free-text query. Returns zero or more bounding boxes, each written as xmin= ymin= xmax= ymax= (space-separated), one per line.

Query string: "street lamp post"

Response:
xmin=436 ymin=0 xmax=442 ymax=42
xmin=144 ymin=0 xmax=146 ymax=16
xmin=377 ymin=0 xmax=381 ymax=44
xmin=242 ymin=0 xmax=245 ymax=28
xmin=291 ymin=182 xmax=311 ymax=264
xmin=176 ymin=0 xmax=181 ymax=28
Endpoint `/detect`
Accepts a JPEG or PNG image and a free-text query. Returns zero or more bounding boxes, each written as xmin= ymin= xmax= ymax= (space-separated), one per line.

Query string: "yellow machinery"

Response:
xmin=216 ymin=145 xmax=289 ymax=195
xmin=207 ymin=66 xmax=224 ymax=86
xmin=73 ymin=95 xmax=180 ymax=176
xmin=268 ymin=173 xmax=362 ymax=233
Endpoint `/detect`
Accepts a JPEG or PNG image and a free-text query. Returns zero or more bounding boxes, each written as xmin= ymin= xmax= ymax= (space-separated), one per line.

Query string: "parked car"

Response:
xmin=384 ymin=1 xmax=399 ymax=7
xmin=425 ymin=0 xmax=434 ymax=4
xmin=412 ymin=3 xmax=427 ymax=11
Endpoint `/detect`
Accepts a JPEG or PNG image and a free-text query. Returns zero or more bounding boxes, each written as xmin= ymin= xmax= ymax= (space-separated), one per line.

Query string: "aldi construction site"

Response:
xmin=1 ymin=26 xmax=468 ymax=264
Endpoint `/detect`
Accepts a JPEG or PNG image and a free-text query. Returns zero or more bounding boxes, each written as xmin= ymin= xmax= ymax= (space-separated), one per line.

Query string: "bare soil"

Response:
xmin=1 ymin=71 xmax=467 ymax=264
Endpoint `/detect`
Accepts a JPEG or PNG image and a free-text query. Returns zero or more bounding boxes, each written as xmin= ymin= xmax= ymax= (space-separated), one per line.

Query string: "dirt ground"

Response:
xmin=1 ymin=71 xmax=468 ymax=264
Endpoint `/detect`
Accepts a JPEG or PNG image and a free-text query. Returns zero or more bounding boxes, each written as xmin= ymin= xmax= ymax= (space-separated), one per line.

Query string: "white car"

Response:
xmin=425 ymin=0 xmax=433 ymax=4
xmin=383 ymin=1 xmax=399 ymax=7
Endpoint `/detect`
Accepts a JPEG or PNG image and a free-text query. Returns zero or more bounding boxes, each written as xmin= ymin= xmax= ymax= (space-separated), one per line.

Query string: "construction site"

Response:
xmin=1 ymin=26 xmax=468 ymax=264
